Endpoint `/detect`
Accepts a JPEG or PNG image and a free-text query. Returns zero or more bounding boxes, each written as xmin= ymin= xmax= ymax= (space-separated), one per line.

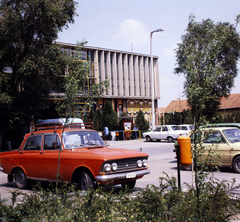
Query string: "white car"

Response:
xmin=175 ymin=124 xmax=194 ymax=133
xmin=143 ymin=125 xmax=188 ymax=143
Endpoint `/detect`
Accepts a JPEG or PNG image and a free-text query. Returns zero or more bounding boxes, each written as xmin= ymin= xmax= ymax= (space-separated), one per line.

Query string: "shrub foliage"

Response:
xmin=1 ymin=176 xmax=240 ymax=221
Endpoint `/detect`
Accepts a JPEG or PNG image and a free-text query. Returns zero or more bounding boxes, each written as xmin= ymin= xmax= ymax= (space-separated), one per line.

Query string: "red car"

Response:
xmin=0 ymin=122 xmax=150 ymax=190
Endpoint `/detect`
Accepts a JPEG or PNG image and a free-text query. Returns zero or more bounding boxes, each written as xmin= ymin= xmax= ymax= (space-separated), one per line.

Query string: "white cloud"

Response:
xmin=113 ymin=19 xmax=149 ymax=45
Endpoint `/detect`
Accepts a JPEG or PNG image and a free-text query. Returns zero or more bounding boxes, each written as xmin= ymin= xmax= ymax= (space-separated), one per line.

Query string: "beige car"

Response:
xmin=188 ymin=127 xmax=240 ymax=173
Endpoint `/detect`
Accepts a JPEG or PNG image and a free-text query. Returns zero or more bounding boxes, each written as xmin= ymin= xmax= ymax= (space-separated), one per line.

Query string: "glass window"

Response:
xmin=203 ymin=131 xmax=226 ymax=144
xmin=162 ymin=127 xmax=168 ymax=131
xmin=63 ymin=131 xmax=105 ymax=149
xmin=44 ymin=135 xmax=61 ymax=150
xmin=24 ymin=135 xmax=42 ymax=151
xmin=190 ymin=132 xmax=202 ymax=143
xmin=223 ymin=129 xmax=240 ymax=143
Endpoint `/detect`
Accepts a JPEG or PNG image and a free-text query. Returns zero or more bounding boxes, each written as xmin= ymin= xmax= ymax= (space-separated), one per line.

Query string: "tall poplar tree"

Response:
xmin=175 ymin=15 xmax=240 ymax=124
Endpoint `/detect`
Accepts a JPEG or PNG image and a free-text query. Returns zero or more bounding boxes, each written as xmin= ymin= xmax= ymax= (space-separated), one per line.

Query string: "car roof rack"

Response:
xmin=32 ymin=122 xmax=94 ymax=131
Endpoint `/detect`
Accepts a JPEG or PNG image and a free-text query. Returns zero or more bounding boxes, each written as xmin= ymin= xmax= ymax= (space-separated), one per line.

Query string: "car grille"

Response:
xmin=116 ymin=160 xmax=138 ymax=172
xmin=103 ymin=157 xmax=147 ymax=174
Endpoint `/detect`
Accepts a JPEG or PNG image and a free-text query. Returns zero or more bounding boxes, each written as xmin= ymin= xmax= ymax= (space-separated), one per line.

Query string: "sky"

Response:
xmin=57 ymin=0 xmax=240 ymax=107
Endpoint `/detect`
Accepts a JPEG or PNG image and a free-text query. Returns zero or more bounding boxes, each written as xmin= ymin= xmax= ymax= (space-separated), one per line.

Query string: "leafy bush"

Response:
xmin=1 ymin=175 xmax=240 ymax=221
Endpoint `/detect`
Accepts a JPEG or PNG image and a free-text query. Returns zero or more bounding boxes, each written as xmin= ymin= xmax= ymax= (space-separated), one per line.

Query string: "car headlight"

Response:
xmin=142 ymin=159 xmax=148 ymax=167
xmin=104 ymin=163 xmax=111 ymax=172
xmin=112 ymin=162 xmax=118 ymax=171
xmin=137 ymin=159 xmax=143 ymax=167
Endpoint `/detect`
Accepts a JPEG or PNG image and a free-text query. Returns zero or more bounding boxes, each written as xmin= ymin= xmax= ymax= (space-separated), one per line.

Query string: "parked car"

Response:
xmin=0 ymin=121 xmax=150 ymax=190
xmin=143 ymin=125 xmax=188 ymax=142
xmin=186 ymin=127 xmax=240 ymax=173
xmin=176 ymin=124 xmax=194 ymax=133
xmin=201 ymin=123 xmax=240 ymax=129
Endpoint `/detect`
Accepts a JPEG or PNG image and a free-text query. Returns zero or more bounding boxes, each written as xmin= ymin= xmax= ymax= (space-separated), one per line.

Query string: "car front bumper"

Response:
xmin=95 ymin=168 xmax=150 ymax=182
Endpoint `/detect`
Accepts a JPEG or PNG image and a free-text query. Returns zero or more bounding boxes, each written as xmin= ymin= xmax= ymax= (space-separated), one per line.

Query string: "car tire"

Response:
xmin=233 ymin=156 xmax=240 ymax=173
xmin=8 ymin=174 xmax=13 ymax=183
xmin=121 ymin=179 xmax=136 ymax=189
xmin=167 ymin=137 xmax=174 ymax=143
xmin=146 ymin=136 xmax=152 ymax=142
xmin=15 ymin=168 xmax=28 ymax=189
xmin=79 ymin=171 xmax=94 ymax=190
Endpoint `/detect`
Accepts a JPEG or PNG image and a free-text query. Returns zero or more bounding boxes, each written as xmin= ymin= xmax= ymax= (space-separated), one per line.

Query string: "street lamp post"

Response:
xmin=150 ymin=28 xmax=164 ymax=131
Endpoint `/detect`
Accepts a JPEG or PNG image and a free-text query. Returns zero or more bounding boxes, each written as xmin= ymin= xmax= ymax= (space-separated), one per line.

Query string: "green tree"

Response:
xmin=174 ymin=15 xmax=240 ymax=123
xmin=93 ymin=109 xmax=102 ymax=131
xmin=83 ymin=108 xmax=95 ymax=123
xmin=101 ymin=101 xmax=118 ymax=131
xmin=55 ymin=42 xmax=109 ymax=119
xmin=0 ymin=0 xmax=78 ymax=149
xmin=174 ymin=15 xmax=240 ymax=220
xmin=135 ymin=110 xmax=149 ymax=132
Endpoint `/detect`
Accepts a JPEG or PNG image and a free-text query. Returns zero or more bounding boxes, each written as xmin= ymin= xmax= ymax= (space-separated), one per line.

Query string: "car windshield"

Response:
xmin=222 ymin=129 xmax=240 ymax=143
xmin=63 ymin=131 xmax=105 ymax=149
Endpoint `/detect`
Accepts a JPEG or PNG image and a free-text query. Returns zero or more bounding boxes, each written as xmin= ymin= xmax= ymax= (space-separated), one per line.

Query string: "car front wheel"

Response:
xmin=79 ymin=171 xmax=94 ymax=190
xmin=15 ymin=168 xmax=28 ymax=189
xmin=233 ymin=156 xmax=240 ymax=173
xmin=145 ymin=136 xmax=152 ymax=142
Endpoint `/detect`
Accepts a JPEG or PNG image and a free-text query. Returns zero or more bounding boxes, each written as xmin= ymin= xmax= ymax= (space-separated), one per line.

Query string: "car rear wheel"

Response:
xmin=15 ymin=168 xmax=28 ymax=189
xmin=79 ymin=171 xmax=94 ymax=190
xmin=167 ymin=137 xmax=174 ymax=143
xmin=121 ymin=179 xmax=136 ymax=189
xmin=233 ymin=156 xmax=240 ymax=173
xmin=146 ymin=136 xmax=152 ymax=142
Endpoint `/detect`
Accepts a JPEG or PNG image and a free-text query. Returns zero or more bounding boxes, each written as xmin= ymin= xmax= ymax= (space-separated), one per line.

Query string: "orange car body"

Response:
xmin=0 ymin=125 xmax=150 ymax=189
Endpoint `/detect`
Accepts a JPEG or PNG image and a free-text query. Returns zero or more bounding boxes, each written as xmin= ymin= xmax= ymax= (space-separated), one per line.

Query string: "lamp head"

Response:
xmin=151 ymin=28 xmax=165 ymax=34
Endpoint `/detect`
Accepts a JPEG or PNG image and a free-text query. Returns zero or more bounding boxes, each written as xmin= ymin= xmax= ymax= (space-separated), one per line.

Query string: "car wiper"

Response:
xmin=69 ymin=143 xmax=84 ymax=149
xmin=85 ymin=143 xmax=104 ymax=148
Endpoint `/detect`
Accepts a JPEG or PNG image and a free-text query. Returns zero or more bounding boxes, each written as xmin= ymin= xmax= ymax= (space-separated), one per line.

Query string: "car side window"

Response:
xmin=203 ymin=131 xmax=226 ymax=144
xmin=162 ymin=127 xmax=168 ymax=131
xmin=24 ymin=135 xmax=42 ymax=151
xmin=44 ymin=134 xmax=61 ymax=150
xmin=190 ymin=132 xmax=202 ymax=143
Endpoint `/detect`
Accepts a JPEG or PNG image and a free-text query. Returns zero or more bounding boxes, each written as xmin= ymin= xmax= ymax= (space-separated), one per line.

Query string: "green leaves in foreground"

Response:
xmin=0 ymin=175 xmax=239 ymax=222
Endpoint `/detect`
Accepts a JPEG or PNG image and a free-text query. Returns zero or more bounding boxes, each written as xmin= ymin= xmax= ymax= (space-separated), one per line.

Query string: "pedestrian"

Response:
xmin=133 ymin=124 xmax=138 ymax=140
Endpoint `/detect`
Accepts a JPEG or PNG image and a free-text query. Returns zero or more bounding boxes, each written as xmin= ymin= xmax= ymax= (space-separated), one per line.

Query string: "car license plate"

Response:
xmin=126 ymin=173 xmax=136 ymax=179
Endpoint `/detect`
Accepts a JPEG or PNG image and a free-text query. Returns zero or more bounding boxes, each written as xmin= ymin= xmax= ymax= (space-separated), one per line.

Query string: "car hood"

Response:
xmin=65 ymin=147 xmax=148 ymax=160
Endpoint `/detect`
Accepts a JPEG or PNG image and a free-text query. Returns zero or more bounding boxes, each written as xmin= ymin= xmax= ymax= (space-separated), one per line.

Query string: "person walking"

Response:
xmin=133 ymin=124 xmax=138 ymax=140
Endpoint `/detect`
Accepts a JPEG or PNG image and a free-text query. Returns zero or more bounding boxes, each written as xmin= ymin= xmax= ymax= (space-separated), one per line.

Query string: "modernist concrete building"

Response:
xmin=56 ymin=42 xmax=160 ymax=124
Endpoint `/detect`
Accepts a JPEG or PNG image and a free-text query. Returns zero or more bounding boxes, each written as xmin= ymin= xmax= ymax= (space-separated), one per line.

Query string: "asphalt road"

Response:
xmin=108 ymin=140 xmax=240 ymax=191
xmin=0 ymin=139 xmax=240 ymax=204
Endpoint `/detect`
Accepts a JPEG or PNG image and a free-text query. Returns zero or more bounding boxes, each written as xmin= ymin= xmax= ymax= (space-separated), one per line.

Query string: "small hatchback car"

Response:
xmin=0 ymin=122 xmax=150 ymax=190
xmin=188 ymin=127 xmax=240 ymax=173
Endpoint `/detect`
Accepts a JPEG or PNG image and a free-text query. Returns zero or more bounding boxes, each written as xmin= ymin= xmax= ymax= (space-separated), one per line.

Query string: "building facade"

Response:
xmin=56 ymin=42 xmax=160 ymax=125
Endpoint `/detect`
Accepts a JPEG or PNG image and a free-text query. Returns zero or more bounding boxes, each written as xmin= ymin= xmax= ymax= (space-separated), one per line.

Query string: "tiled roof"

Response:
xmin=164 ymin=93 xmax=240 ymax=113
xmin=164 ymin=99 xmax=190 ymax=113
xmin=219 ymin=93 xmax=240 ymax=110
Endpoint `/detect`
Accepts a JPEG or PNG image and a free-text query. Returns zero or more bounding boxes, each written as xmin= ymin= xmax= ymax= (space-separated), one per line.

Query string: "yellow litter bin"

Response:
xmin=177 ymin=136 xmax=192 ymax=167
